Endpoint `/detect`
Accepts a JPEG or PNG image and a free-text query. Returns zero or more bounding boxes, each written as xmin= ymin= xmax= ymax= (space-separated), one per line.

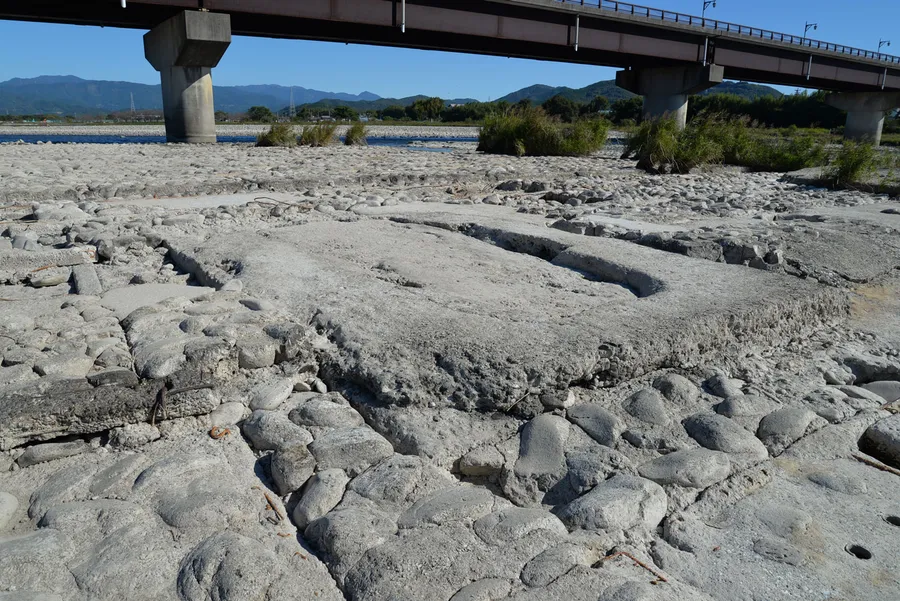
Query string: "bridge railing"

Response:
xmin=559 ymin=0 xmax=900 ymax=65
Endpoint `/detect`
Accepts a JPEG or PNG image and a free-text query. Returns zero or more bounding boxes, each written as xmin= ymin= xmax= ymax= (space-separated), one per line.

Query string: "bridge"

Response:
xmin=4 ymin=0 xmax=900 ymax=143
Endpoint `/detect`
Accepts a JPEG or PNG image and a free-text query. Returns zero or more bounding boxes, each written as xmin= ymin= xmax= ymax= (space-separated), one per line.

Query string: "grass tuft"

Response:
xmin=824 ymin=141 xmax=882 ymax=187
xmin=255 ymin=122 xmax=296 ymax=147
xmin=344 ymin=122 xmax=368 ymax=146
xmin=299 ymin=123 xmax=338 ymax=147
xmin=478 ymin=107 xmax=609 ymax=157
xmin=621 ymin=117 xmax=721 ymax=174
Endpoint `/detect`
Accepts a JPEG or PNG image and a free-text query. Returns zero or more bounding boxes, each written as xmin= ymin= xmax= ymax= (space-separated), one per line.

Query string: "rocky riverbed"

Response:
xmin=0 ymin=139 xmax=899 ymax=601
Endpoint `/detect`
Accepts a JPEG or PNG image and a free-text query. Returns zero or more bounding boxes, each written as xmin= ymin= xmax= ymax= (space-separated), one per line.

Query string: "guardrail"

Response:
xmin=559 ymin=0 xmax=900 ymax=65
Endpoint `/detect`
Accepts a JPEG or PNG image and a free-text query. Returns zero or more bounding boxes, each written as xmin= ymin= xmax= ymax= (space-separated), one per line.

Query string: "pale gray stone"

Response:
xmin=86 ymin=368 xmax=139 ymax=388
xmin=565 ymin=448 xmax=632 ymax=496
xmin=450 ymin=579 xmax=513 ymax=601
xmin=0 ymin=364 xmax=38 ymax=388
xmin=520 ymin=543 xmax=595 ymax=588
xmin=653 ymin=373 xmax=699 ymax=405
xmin=398 ymin=486 xmax=498 ymax=529
xmin=624 ymin=388 xmax=670 ymax=426
xmin=801 ymin=388 xmax=852 ymax=423
xmin=715 ymin=394 xmax=777 ymax=418
xmin=837 ymin=385 xmax=890 ymax=405
xmin=241 ymin=410 xmax=312 ymax=451
xmin=638 ymin=448 xmax=731 ymax=488
xmin=239 ymin=298 xmax=276 ymax=312
xmin=237 ymin=337 xmax=277 ymax=369
xmin=556 ymin=474 xmax=666 ymax=535
xmin=209 ymin=401 xmax=246 ymax=427
xmin=178 ymin=531 xmax=343 ymax=601
xmin=755 ymin=406 xmax=819 ymax=455
xmin=108 ymin=423 xmax=161 ymax=449
xmin=305 ymin=506 xmax=398 ymax=581
xmin=249 ymin=378 xmax=294 ymax=411
xmin=459 ymin=445 xmax=505 ymax=477
xmin=862 ymin=380 xmax=900 ymax=402
xmin=33 ymin=353 xmax=93 ymax=377
xmin=72 ymin=264 xmax=103 ymax=295
xmin=473 ymin=507 xmax=568 ymax=546
xmin=704 ymin=373 xmax=744 ymax=399
xmin=17 ymin=440 xmax=90 ymax=467
xmin=289 ymin=397 xmax=365 ymax=428
xmin=541 ymin=389 xmax=576 ymax=409
xmin=348 ymin=454 xmax=455 ymax=506
xmin=567 ymin=404 xmax=623 ymax=447
xmin=683 ymin=413 xmax=768 ymax=460
xmin=860 ymin=414 xmax=900 ymax=467
xmin=29 ymin=268 xmax=70 ymax=288
xmin=270 ymin=442 xmax=316 ymax=495
xmin=292 ymin=468 xmax=350 ymax=529
xmin=310 ymin=427 xmax=394 ymax=477
xmin=514 ymin=414 xmax=570 ymax=488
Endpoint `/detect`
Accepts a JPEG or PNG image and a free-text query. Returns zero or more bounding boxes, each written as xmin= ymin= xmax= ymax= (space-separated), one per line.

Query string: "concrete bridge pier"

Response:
xmin=826 ymin=92 xmax=900 ymax=146
xmin=144 ymin=11 xmax=231 ymax=143
xmin=616 ymin=64 xmax=725 ymax=129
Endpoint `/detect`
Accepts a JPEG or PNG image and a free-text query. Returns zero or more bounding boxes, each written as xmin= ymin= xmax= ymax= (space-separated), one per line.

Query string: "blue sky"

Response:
xmin=0 ymin=0 xmax=896 ymax=100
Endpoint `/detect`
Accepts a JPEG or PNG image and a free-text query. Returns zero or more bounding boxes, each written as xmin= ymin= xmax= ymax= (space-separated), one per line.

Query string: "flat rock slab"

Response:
xmin=178 ymin=205 xmax=844 ymax=414
xmin=0 ymin=378 xmax=217 ymax=449
xmin=100 ymin=283 xmax=214 ymax=320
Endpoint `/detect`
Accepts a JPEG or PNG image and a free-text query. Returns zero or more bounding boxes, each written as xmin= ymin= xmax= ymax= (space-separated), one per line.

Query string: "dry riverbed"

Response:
xmin=0 ymin=139 xmax=899 ymax=601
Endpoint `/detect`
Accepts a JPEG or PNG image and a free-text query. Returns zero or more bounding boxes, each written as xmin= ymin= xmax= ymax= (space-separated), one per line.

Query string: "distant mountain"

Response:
xmin=697 ymin=81 xmax=783 ymax=99
xmin=499 ymin=80 xmax=635 ymax=104
xmin=498 ymin=79 xmax=782 ymax=105
xmin=0 ymin=75 xmax=784 ymax=116
xmin=0 ymin=76 xmax=382 ymax=115
xmin=294 ymin=95 xmax=478 ymax=113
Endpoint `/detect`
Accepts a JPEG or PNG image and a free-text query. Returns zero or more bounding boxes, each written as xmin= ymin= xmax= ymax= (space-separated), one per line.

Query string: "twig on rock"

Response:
xmin=150 ymin=387 xmax=166 ymax=426
xmin=853 ymin=453 xmax=900 ymax=477
xmin=209 ymin=426 xmax=231 ymax=439
xmin=596 ymin=551 xmax=668 ymax=585
xmin=29 ymin=264 xmax=57 ymax=273
xmin=263 ymin=492 xmax=285 ymax=523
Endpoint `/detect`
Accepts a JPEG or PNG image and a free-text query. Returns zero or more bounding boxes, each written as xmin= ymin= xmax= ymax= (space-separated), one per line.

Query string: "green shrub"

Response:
xmin=478 ymin=107 xmax=608 ymax=157
xmin=621 ymin=117 xmax=722 ymax=174
xmin=824 ymin=141 xmax=881 ymax=186
xmin=621 ymin=118 xmax=680 ymax=172
xmin=299 ymin=123 xmax=338 ymax=147
xmin=344 ymin=122 xmax=368 ymax=146
xmin=742 ymin=134 xmax=828 ymax=172
xmin=703 ymin=115 xmax=755 ymax=164
xmin=622 ymin=114 xmax=835 ymax=175
xmin=255 ymin=122 xmax=296 ymax=147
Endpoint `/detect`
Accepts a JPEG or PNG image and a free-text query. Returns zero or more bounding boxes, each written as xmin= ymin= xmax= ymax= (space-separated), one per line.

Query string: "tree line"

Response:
xmin=243 ymin=90 xmax=891 ymax=131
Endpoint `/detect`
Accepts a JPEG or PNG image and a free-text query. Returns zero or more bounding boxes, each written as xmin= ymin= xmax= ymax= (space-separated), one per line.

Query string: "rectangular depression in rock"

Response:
xmin=176 ymin=207 xmax=846 ymax=413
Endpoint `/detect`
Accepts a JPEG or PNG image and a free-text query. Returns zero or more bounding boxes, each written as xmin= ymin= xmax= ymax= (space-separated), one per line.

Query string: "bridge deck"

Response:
xmin=1 ymin=0 xmax=898 ymax=92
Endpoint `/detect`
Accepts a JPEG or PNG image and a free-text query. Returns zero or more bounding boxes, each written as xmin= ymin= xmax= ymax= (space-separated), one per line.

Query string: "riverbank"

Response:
xmin=0 ymin=123 xmax=480 ymax=139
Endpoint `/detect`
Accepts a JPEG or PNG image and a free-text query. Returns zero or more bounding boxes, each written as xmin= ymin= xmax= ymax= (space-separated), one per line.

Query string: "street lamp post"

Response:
xmin=802 ymin=21 xmax=818 ymax=45
xmin=879 ymin=38 xmax=892 ymax=53
xmin=702 ymin=0 xmax=716 ymax=19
